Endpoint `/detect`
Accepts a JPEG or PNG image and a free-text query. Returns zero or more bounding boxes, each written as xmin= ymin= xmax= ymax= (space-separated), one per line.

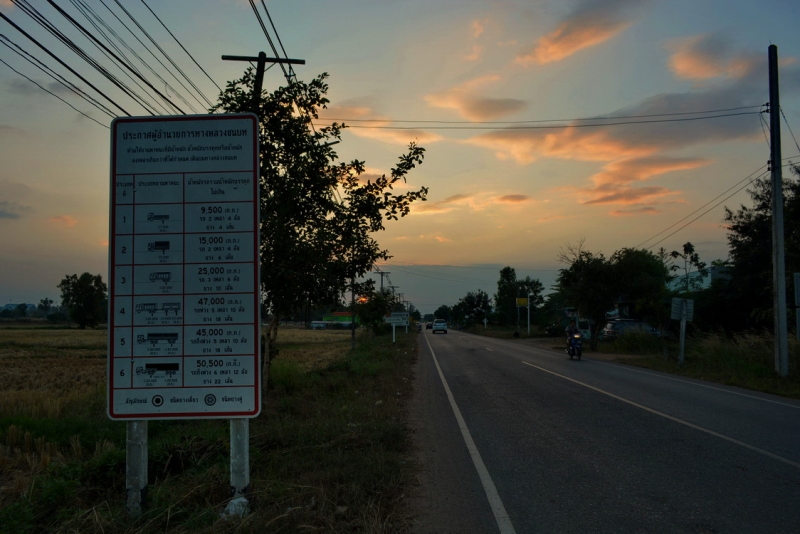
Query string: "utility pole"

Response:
xmin=219 ymin=50 xmax=306 ymax=513
xmin=221 ymin=52 xmax=305 ymax=111
xmin=768 ymin=44 xmax=789 ymax=377
xmin=375 ymin=269 xmax=390 ymax=292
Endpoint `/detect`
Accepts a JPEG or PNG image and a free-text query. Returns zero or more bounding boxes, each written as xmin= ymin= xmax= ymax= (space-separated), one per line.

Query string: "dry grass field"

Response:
xmin=0 ymin=323 xmax=418 ymax=533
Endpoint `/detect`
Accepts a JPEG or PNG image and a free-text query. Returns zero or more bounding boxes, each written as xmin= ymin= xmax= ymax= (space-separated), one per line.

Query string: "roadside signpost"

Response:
xmin=795 ymin=273 xmax=799 ymax=341
xmin=109 ymin=113 xmax=260 ymax=515
xmin=671 ymin=298 xmax=694 ymax=364
xmin=385 ymin=312 xmax=409 ymax=342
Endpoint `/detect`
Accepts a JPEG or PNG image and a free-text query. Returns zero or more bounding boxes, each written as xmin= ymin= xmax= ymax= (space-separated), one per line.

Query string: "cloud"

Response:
xmin=611 ymin=206 xmax=661 ymax=216
xmin=48 ymin=215 xmax=78 ymax=227
xmin=320 ymin=104 xmax=443 ymax=145
xmin=0 ymin=200 xmax=31 ymax=220
xmin=496 ymin=194 xmax=530 ymax=203
xmin=583 ymin=185 xmax=675 ymax=205
xmin=587 ymin=156 xmax=711 ymax=187
xmin=464 ymin=44 xmax=483 ymax=61
xmin=667 ymin=34 xmax=759 ymax=81
xmin=425 ymin=76 xmax=527 ymax=120
xmin=471 ymin=19 xmax=487 ymax=38
xmin=516 ymin=0 xmax=649 ymax=65
xmin=416 ymin=194 xmax=474 ymax=214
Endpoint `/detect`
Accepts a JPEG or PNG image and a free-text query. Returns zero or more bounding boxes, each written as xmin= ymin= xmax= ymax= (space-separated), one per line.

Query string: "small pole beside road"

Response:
xmin=672 ymin=298 xmax=694 ymax=365
xmin=126 ymin=421 xmax=147 ymax=516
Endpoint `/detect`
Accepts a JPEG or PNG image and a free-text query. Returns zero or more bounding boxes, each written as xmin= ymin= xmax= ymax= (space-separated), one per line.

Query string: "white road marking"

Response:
xmin=585 ymin=358 xmax=800 ymax=409
xmin=424 ymin=335 xmax=517 ymax=534
xmin=521 ymin=361 xmax=800 ymax=470
xmin=486 ymin=348 xmax=494 ymax=352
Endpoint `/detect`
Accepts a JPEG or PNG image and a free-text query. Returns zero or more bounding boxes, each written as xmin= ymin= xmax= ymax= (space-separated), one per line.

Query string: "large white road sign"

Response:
xmin=109 ymin=114 xmax=261 ymax=420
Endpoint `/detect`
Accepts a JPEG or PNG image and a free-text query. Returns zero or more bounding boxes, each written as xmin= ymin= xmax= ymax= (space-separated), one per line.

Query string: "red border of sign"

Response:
xmin=108 ymin=113 xmax=260 ymax=420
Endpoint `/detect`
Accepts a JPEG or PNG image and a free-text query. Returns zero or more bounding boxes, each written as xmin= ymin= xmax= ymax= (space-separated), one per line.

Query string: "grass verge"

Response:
xmin=596 ymin=331 xmax=800 ymax=399
xmin=0 ymin=325 xmax=418 ymax=533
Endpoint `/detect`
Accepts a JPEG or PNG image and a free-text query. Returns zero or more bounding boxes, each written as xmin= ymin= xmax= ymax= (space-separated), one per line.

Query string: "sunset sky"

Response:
xmin=1 ymin=0 xmax=798 ymax=314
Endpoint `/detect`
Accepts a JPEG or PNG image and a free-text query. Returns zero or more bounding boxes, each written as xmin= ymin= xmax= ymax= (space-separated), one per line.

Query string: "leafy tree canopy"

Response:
xmin=211 ymin=71 xmax=428 ymax=373
xmin=58 ymin=273 xmax=107 ymax=329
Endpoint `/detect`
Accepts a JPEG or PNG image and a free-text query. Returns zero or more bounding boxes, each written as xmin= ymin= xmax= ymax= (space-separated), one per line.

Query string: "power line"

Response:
xmin=634 ymin=164 xmax=769 ymax=249
xmin=76 ymin=0 xmax=200 ymax=114
xmin=111 ymin=0 xmax=212 ymax=110
xmin=0 ymin=10 xmax=130 ymax=115
xmin=0 ymin=34 xmax=116 ymax=117
xmin=139 ymin=0 xmax=222 ymax=94
xmin=316 ymin=111 xmax=761 ymax=131
xmin=12 ymin=0 xmax=159 ymax=114
xmin=319 ymin=105 xmax=764 ymax=125
xmin=0 ymin=55 xmax=108 ymax=128
xmin=44 ymin=0 xmax=186 ymax=114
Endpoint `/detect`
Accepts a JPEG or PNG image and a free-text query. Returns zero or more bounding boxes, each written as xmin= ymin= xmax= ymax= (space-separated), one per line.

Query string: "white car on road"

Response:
xmin=432 ymin=319 xmax=448 ymax=334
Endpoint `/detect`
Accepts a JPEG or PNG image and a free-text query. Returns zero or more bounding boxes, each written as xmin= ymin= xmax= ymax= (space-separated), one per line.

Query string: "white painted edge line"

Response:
xmin=521 ymin=361 xmax=800 ymax=470
xmin=486 ymin=348 xmax=494 ymax=352
xmin=424 ymin=335 xmax=517 ymax=534
xmin=585 ymin=358 xmax=800 ymax=410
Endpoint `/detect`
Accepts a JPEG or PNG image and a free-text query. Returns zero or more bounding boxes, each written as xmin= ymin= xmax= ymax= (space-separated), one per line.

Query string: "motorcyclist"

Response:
xmin=565 ymin=320 xmax=580 ymax=350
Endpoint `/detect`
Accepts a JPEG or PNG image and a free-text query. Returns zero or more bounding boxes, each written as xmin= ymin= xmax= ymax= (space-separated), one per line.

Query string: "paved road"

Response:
xmin=409 ymin=330 xmax=800 ymax=533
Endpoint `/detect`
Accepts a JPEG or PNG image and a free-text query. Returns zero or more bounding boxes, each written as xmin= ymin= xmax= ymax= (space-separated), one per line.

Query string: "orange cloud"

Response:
xmin=519 ymin=19 xmax=631 ymax=65
xmin=611 ymin=206 xmax=661 ymax=216
xmin=577 ymin=156 xmax=708 ymax=207
xmin=496 ymin=194 xmax=529 ymax=203
xmin=467 ymin=127 xmax=657 ymax=164
xmin=425 ymin=76 xmax=527 ymax=120
xmin=49 ymin=215 xmax=77 ymax=227
xmin=464 ymin=44 xmax=483 ymax=61
xmin=667 ymin=34 xmax=759 ymax=81
xmin=516 ymin=0 xmax=648 ymax=65
xmin=471 ymin=19 xmax=487 ymax=38
xmin=416 ymin=194 xmax=474 ymax=214
xmin=321 ymin=104 xmax=443 ymax=146
xmin=588 ymin=156 xmax=711 ymax=186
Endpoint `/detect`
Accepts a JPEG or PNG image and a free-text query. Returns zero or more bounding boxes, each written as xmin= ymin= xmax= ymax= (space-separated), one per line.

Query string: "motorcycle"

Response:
xmin=566 ymin=333 xmax=583 ymax=360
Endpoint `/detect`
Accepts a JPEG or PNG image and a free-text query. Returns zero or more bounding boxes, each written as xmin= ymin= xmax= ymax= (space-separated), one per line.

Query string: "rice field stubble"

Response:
xmin=0 ymin=324 xmax=419 ymax=533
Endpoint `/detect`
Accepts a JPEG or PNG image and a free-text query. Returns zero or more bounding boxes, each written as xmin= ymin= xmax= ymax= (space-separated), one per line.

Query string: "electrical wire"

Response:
xmin=759 ymin=105 xmax=771 ymax=149
xmin=0 ymin=10 xmax=130 ymax=115
xmin=0 ymin=55 xmax=108 ymax=128
xmin=76 ymin=0 xmax=200 ymax=113
xmin=319 ymin=105 xmax=764 ymax=125
xmin=139 ymin=0 xmax=222 ymax=94
xmin=780 ymin=107 xmax=800 ymax=155
xmin=0 ymin=34 xmax=116 ymax=117
xmin=634 ymin=163 xmax=769 ymax=249
xmin=316 ymin=111 xmax=760 ymax=131
xmin=12 ymin=0 xmax=159 ymax=114
xmin=43 ymin=0 xmax=186 ymax=114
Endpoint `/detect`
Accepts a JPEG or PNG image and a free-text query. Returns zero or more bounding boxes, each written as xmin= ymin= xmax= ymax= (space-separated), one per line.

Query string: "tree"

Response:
xmin=354 ymin=288 xmax=395 ymax=334
xmin=723 ymin=168 xmax=800 ymax=329
xmin=612 ymin=247 xmax=672 ymax=324
xmin=37 ymin=298 xmax=54 ymax=317
xmin=494 ymin=266 xmax=518 ymax=326
xmin=15 ymin=303 xmax=28 ymax=318
xmin=556 ymin=249 xmax=616 ymax=349
xmin=670 ymin=242 xmax=708 ymax=294
xmin=453 ymin=290 xmax=491 ymax=328
xmin=211 ymin=71 xmax=428 ymax=389
xmin=58 ymin=273 xmax=107 ymax=329
xmin=433 ymin=305 xmax=453 ymax=323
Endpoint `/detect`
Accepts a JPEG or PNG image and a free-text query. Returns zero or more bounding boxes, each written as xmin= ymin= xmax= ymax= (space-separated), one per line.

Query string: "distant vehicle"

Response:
xmin=426 ymin=322 xmax=432 ymax=330
xmin=310 ymin=321 xmax=326 ymax=330
xmin=432 ymin=319 xmax=448 ymax=334
xmin=602 ymin=320 xmax=658 ymax=340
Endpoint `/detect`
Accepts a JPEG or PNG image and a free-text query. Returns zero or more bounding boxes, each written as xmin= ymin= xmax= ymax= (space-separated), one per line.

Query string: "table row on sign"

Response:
xmin=114 ymin=201 xmax=255 ymax=235
xmin=111 ymin=355 xmax=256 ymax=389
xmin=112 ymin=294 xmax=257 ymax=327
xmin=114 ymin=233 xmax=255 ymax=265
xmin=114 ymin=172 xmax=255 ymax=205
xmin=113 ymin=262 xmax=255 ymax=296
xmin=110 ymin=386 xmax=258 ymax=417
xmin=112 ymin=325 xmax=255 ymax=357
